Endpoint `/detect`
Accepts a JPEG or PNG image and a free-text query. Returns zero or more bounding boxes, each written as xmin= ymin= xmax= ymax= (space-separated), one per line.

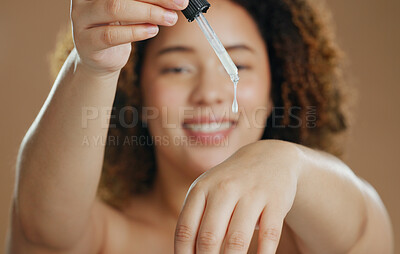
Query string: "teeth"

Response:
xmin=184 ymin=122 xmax=233 ymax=133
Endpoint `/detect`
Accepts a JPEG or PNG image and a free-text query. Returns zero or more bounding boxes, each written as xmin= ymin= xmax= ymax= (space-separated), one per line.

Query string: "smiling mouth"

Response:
xmin=182 ymin=121 xmax=236 ymax=133
xmin=181 ymin=117 xmax=238 ymax=145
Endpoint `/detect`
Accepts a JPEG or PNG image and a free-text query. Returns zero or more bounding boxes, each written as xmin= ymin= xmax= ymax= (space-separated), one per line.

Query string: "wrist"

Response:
xmin=287 ymin=143 xmax=315 ymax=216
xmin=291 ymin=143 xmax=308 ymax=187
xmin=254 ymin=140 xmax=307 ymax=208
xmin=71 ymin=48 xmax=121 ymax=81
xmin=249 ymin=139 xmax=305 ymax=180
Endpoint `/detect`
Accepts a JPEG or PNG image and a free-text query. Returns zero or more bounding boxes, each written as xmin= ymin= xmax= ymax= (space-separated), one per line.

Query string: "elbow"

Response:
xmin=348 ymin=179 xmax=394 ymax=254
xmin=12 ymin=198 xmax=86 ymax=250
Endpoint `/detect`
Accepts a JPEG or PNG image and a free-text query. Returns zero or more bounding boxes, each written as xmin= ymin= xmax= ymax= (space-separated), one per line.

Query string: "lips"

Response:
xmin=182 ymin=116 xmax=237 ymax=145
xmin=183 ymin=121 xmax=233 ymax=133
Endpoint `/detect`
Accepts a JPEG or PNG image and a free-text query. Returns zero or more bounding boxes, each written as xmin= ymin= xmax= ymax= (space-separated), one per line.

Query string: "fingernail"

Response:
xmin=164 ymin=11 xmax=178 ymax=25
xmin=174 ymin=0 xmax=186 ymax=8
xmin=147 ymin=26 xmax=159 ymax=35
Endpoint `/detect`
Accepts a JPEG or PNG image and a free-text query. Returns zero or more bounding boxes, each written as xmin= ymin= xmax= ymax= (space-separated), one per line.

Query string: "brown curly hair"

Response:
xmin=50 ymin=0 xmax=349 ymax=209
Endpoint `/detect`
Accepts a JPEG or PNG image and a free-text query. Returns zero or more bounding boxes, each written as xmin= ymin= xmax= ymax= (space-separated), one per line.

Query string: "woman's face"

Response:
xmin=140 ymin=0 xmax=271 ymax=178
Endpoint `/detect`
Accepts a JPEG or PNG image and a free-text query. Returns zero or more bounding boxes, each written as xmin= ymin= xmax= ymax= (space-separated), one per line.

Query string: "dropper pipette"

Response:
xmin=182 ymin=0 xmax=240 ymax=113
xmin=195 ymin=13 xmax=239 ymax=84
xmin=182 ymin=0 xmax=239 ymax=83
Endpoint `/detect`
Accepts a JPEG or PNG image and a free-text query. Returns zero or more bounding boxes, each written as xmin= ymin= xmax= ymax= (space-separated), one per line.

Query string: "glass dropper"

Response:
xmin=182 ymin=0 xmax=240 ymax=113
xmin=194 ymin=13 xmax=239 ymax=84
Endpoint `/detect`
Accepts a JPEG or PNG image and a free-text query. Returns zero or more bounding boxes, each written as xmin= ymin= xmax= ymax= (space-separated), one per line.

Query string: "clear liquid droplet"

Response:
xmin=232 ymin=99 xmax=238 ymax=113
xmin=232 ymin=80 xmax=238 ymax=113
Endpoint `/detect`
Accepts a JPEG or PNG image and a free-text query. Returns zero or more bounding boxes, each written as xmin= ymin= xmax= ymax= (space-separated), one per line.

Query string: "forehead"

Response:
xmin=146 ymin=0 xmax=265 ymax=54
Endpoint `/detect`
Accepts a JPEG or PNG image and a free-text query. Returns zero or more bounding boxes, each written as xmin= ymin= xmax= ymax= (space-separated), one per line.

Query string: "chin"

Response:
xmin=182 ymin=145 xmax=238 ymax=175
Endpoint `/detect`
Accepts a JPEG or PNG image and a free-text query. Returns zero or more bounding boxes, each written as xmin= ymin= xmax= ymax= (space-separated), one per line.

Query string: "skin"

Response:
xmin=139 ymin=0 xmax=271 ymax=220
xmin=138 ymin=3 xmax=394 ymax=253
xmin=7 ymin=0 xmax=394 ymax=253
xmin=9 ymin=0 xmax=190 ymax=252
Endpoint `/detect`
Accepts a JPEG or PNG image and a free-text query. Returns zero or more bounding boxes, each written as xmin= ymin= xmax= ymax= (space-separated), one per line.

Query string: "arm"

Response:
xmin=174 ymin=140 xmax=394 ymax=254
xmin=9 ymin=0 xmax=189 ymax=252
xmin=285 ymin=144 xmax=394 ymax=254
xmin=12 ymin=49 xmax=119 ymax=250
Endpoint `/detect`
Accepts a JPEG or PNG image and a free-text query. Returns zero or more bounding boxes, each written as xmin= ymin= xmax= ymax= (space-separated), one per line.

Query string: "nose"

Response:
xmin=188 ymin=64 xmax=233 ymax=107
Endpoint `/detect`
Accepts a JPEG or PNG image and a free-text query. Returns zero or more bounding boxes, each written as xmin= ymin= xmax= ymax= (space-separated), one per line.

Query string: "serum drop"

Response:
xmin=231 ymin=76 xmax=239 ymax=113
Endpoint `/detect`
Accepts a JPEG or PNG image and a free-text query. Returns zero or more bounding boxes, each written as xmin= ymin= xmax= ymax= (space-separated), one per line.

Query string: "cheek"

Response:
xmin=237 ymin=73 xmax=271 ymax=128
xmin=238 ymin=75 xmax=270 ymax=108
xmin=142 ymin=78 xmax=189 ymax=134
xmin=143 ymin=78 xmax=186 ymax=109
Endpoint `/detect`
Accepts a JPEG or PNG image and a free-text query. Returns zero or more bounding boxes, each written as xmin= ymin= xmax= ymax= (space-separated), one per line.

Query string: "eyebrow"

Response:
xmin=156 ymin=46 xmax=194 ymax=56
xmin=156 ymin=44 xmax=254 ymax=57
xmin=225 ymin=44 xmax=255 ymax=53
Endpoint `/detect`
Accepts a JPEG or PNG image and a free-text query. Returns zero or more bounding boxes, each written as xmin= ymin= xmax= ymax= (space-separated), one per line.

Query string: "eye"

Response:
xmin=161 ymin=67 xmax=190 ymax=74
xmin=236 ymin=64 xmax=250 ymax=71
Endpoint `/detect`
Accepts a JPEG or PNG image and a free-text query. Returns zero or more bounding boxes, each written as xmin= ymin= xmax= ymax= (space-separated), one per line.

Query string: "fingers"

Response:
xmin=69 ymin=0 xmax=186 ymax=74
xmin=77 ymin=0 xmax=181 ymax=29
xmin=174 ymin=184 xmax=238 ymax=254
xmin=174 ymin=184 xmax=207 ymax=254
xmin=221 ymin=198 xmax=264 ymax=254
xmin=72 ymin=0 xmax=189 ymax=9
xmin=195 ymin=193 xmax=237 ymax=254
xmin=175 ymin=177 xmax=286 ymax=254
xmin=80 ymin=23 xmax=159 ymax=50
xmin=138 ymin=0 xmax=189 ymax=9
xmin=257 ymin=207 xmax=285 ymax=254
xmin=70 ymin=0 xmax=186 ymax=52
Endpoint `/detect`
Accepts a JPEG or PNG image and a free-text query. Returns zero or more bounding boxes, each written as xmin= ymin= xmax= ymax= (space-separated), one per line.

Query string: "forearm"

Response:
xmin=285 ymin=145 xmax=368 ymax=254
xmin=15 ymin=48 xmax=119 ymax=246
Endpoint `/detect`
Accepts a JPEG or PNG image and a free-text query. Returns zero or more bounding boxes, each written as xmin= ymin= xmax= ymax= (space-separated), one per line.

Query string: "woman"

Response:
xmin=8 ymin=0 xmax=393 ymax=253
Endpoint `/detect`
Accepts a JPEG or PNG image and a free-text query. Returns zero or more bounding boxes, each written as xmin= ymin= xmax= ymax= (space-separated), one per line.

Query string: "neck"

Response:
xmin=151 ymin=149 xmax=197 ymax=221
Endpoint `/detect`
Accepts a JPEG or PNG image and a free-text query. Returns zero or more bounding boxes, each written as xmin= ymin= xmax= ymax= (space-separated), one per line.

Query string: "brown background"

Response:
xmin=0 ymin=0 xmax=399 ymax=252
